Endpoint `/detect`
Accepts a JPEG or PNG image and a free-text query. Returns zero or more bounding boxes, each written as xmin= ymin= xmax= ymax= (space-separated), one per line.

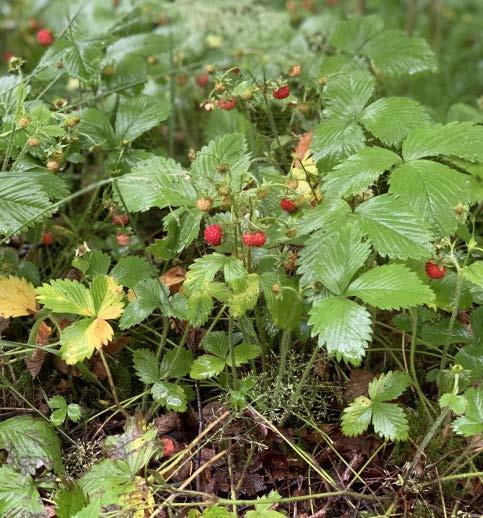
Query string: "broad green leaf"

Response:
xmin=329 ymin=16 xmax=383 ymax=54
xmin=0 ymin=176 xmax=52 ymax=235
xmin=368 ymin=371 xmax=410 ymax=401
xmin=151 ymin=381 xmax=188 ymax=411
xmin=105 ymin=33 xmax=170 ymax=62
xmin=132 ymin=349 xmax=159 ymax=384
xmin=116 ymin=156 xmax=196 ymax=212
xmin=230 ymin=343 xmax=260 ymax=366
xmin=190 ymin=355 xmax=226 ymax=380
xmin=78 ymin=108 xmax=116 ymax=149
xmin=55 ymin=483 xmax=87 ymax=518
xmin=0 ymin=465 xmax=44 ymax=516
xmin=430 ymin=271 xmax=474 ymax=312
xmin=323 ymin=146 xmax=401 ymax=198
xmin=228 ymin=273 xmax=260 ymax=318
xmin=402 ymin=122 xmax=483 ymax=162
xmin=355 ymin=194 xmax=433 ymax=260
xmin=389 ymin=160 xmax=471 ymax=235
xmin=452 ymin=387 xmax=483 ymax=436
xmin=361 ymin=97 xmax=430 ymax=146
xmin=346 ymin=264 xmax=435 ymax=309
xmin=115 ymin=96 xmax=170 ymax=143
xmin=371 ymin=401 xmax=409 ymax=440
xmin=439 ymin=393 xmax=467 ymax=415
xmin=202 ymin=332 xmax=230 ymax=358
xmin=36 ymin=279 xmax=95 ymax=316
xmin=341 ymin=396 xmax=372 ymax=436
xmin=309 ymin=296 xmax=372 ymax=364
xmin=119 ymin=278 xmax=169 ymax=330
xmin=72 ymin=250 xmax=111 ymax=277
xmin=462 ymin=261 xmax=483 ymax=288
xmin=0 ymin=416 xmax=62 ymax=474
xmin=159 ymin=347 xmax=193 ymax=379
xmin=311 ymin=223 xmax=371 ymax=295
xmin=110 ymin=256 xmax=155 ymax=289
xmin=223 ymin=256 xmax=247 ymax=283
xmin=184 ymin=253 xmax=227 ymax=296
xmin=312 ymin=119 xmax=365 ymax=161
xmin=294 ymin=198 xmax=351 ymax=236
xmin=187 ymin=290 xmax=215 ymax=327
xmin=455 ymin=343 xmax=483 ymax=380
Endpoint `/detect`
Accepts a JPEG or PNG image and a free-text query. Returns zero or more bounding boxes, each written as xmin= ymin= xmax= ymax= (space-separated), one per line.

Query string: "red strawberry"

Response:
xmin=273 ymin=85 xmax=290 ymax=99
xmin=41 ymin=231 xmax=54 ymax=246
xmin=204 ymin=224 xmax=223 ymax=246
xmin=36 ymin=29 xmax=54 ymax=47
xmin=218 ymin=98 xmax=237 ymax=111
xmin=280 ymin=198 xmax=297 ymax=213
xmin=116 ymin=233 xmax=130 ymax=246
xmin=425 ymin=261 xmax=446 ymax=280
xmin=196 ymin=73 xmax=209 ymax=88
xmin=112 ymin=213 xmax=129 ymax=226
xmin=242 ymin=231 xmax=266 ymax=247
xmin=160 ymin=436 xmax=176 ymax=457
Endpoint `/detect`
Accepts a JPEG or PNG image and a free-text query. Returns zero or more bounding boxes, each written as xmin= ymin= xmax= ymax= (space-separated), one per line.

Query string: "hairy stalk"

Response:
xmin=228 ymin=316 xmax=238 ymax=389
xmin=274 ymin=329 xmax=292 ymax=404
xmin=99 ymin=350 xmax=130 ymax=419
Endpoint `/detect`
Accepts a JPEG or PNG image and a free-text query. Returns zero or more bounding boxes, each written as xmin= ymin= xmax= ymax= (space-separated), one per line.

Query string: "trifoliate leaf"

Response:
xmin=227 ymin=273 xmax=260 ymax=318
xmin=151 ymin=381 xmax=188 ymax=412
xmin=0 ymin=276 xmax=37 ymax=317
xmin=341 ymin=396 xmax=373 ymax=436
xmin=346 ymin=264 xmax=435 ymax=309
xmin=367 ymin=371 xmax=410 ymax=401
xmin=36 ymin=279 xmax=96 ymax=316
xmin=371 ymin=401 xmax=409 ymax=441
xmin=309 ymin=296 xmax=372 ymax=364
xmin=452 ymin=387 xmax=483 ymax=436
xmin=159 ymin=347 xmax=193 ymax=379
xmin=462 ymin=261 xmax=483 ymax=288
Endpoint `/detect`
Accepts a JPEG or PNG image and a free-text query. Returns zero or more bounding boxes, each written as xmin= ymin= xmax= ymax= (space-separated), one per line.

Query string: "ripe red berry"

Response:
xmin=41 ymin=231 xmax=54 ymax=246
xmin=425 ymin=261 xmax=446 ymax=280
xmin=218 ymin=98 xmax=237 ymax=111
xmin=36 ymin=29 xmax=54 ymax=47
xmin=112 ymin=213 xmax=129 ymax=226
xmin=280 ymin=198 xmax=297 ymax=213
xmin=116 ymin=233 xmax=130 ymax=246
xmin=160 ymin=436 xmax=176 ymax=457
xmin=196 ymin=73 xmax=210 ymax=88
xmin=204 ymin=224 xmax=223 ymax=246
xmin=242 ymin=231 xmax=266 ymax=247
xmin=273 ymin=85 xmax=290 ymax=99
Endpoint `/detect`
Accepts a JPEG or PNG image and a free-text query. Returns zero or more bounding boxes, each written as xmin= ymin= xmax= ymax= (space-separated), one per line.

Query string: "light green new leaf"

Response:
xmin=402 ymin=122 xmax=483 ymax=162
xmin=115 ymin=95 xmax=170 ymax=142
xmin=355 ymin=194 xmax=433 ymax=260
xmin=371 ymin=401 xmax=409 ymax=440
xmin=312 ymin=223 xmax=371 ymax=295
xmin=190 ymin=355 xmax=226 ymax=380
xmin=312 ymin=119 xmax=365 ymax=161
xmin=462 ymin=261 xmax=483 ymax=288
xmin=228 ymin=273 xmax=260 ymax=318
xmin=36 ymin=279 xmax=95 ymax=316
xmin=0 ymin=465 xmax=45 ymax=517
xmin=439 ymin=393 xmax=467 ymax=415
xmin=346 ymin=264 xmax=435 ymax=309
xmin=368 ymin=371 xmax=410 ymax=401
xmin=116 ymin=156 xmax=196 ymax=212
xmin=184 ymin=254 xmax=227 ymax=296
xmin=0 ymin=416 xmax=62 ymax=475
xmin=132 ymin=349 xmax=159 ymax=384
xmin=309 ymin=296 xmax=372 ymax=364
xmin=151 ymin=381 xmax=188 ymax=412
xmin=341 ymin=396 xmax=373 ymax=436
xmin=323 ymin=146 xmax=401 ymax=198
xmin=389 ymin=160 xmax=471 ymax=235
xmin=452 ymin=387 xmax=483 ymax=436
xmin=361 ymin=97 xmax=430 ymax=146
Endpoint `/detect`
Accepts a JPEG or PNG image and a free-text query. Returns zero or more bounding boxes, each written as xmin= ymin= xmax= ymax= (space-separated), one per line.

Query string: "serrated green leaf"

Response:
xmin=67 ymin=404 xmax=82 ymax=422
xmin=323 ymin=146 xmax=401 ymax=199
xmin=439 ymin=393 xmax=467 ymax=415
xmin=133 ymin=349 xmax=159 ymax=384
xmin=151 ymin=381 xmax=188 ymax=411
xmin=294 ymin=198 xmax=351 ymax=236
xmin=115 ymin=95 xmax=170 ymax=142
xmin=462 ymin=261 xmax=483 ymax=288
xmin=187 ymin=291 xmax=214 ymax=327
xmin=228 ymin=273 xmax=259 ymax=318
xmin=309 ymin=296 xmax=372 ymax=364
xmin=78 ymin=108 xmax=116 ymax=149
xmin=230 ymin=343 xmax=260 ymax=366
xmin=312 ymin=119 xmax=365 ymax=162
xmin=190 ymin=355 xmax=226 ymax=380
xmin=202 ymin=332 xmax=230 ymax=358
xmin=36 ymin=279 xmax=95 ymax=316
xmin=60 ymin=318 xmax=113 ymax=364
xmin=346 ymin=264 xmax=435 ymax=309
xmin=368 ymin=371 xmax=410 ymax=401
xmin=341 ymin=396 xmax=373 ymax=436
xmin=0 ymin=465 xmax=45 ymax=516
xmin=0 ymin=416 xmax=62 ymax=475
xmin=184 ymin=253 xmax=227 ymax=296
xmin=389 ymin=160 xmax=471 ymax=235
xmin=72 ymin=250 xmax=111 ymax=277
xmin=402 ymin=122 xmax=483 ymax=162
xmin=329 ymin=15 xmax=383 ymax=54
xmin=361 ymin=97 xmax=430 ymax=146
xmin=105 ymin=33 xmax=169 ymax=62
xmin=110 ymin=256 xmax=155 ymax=289
xmin=371 ymin=401 xmax=409 ymax=440
xmin=355 ymin=194 xmax=433 ymax=260
xmin=452 ymin=387 xmax=483 ymax=436
xmin=159 ymin=347 xmax=193 ymax=379
xmin=55 ymin=483 xmax=87 ymax=518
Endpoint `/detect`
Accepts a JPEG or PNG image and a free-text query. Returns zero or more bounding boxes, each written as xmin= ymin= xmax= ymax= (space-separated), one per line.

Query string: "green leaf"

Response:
xmin=322 ymin=71 xmax=375 ymax=119
xmin=115 ymin=95 xmax=170 ymax=143
xmin=371 ymin=401 xmax=409 ymax=440
xmin=346 ymin=264 xmax=435 ymax=309
xmin=184 ymin=254 xmax=227 ymax=296
xmin=312 ymin=119 xmax=365 ymax=161
xmin=36 ymin=279 xmax=95 ymax=316
xmin=402 ymin=122 xmax=483 ymax=162
xmin=309 ymin=296 xmax=372 ymax=364
xmin=202 ymin=332 xmax=230 ymax=358
xmin=0 ymin=465 xmax=44 ymax=516
xmin=368 ymin=371 xmax=410 ymax=401
xmin=159 ymin=347 xmax=193 ymax=379
xmin=245 ymin=490 xmax=286 ymax=517
xmin=230 ymin=343 xmax=260 ymax=366
xmin=55 ymin=483 xmax=87 ymax=518
xmin=361 ymin=97 xmax=430 ymax=146
xmin=119 ymin=278 xmax=169 ymax=330
xmin=452 ymin=387 xmax=483 ymax=436
xmin=0 ymin=416 xmax=62 ymax=474
xmin=354 ymin=194 xmax=433 ymax=260
xmin=228 ymin=273 xmax=260 ymax=318
xmin=462 ymin=261 xmax=483 ymax=288
xmin=105 ymin=33 xmax=169 ymax=62
xmin=133 ymin=349 xmax=159 ymax=384
xmin=341 ymin=396 xmax=373 ymax=436
xmin=151 ymin=381 xmax=188 ymax=411
xmin=67 ymin=404 xmax=82 ymax=422
xmin=110 ymin=256 xmax=155 ymax=289
xmin=0 ymin=175 xmax=52 ymax=235
xmin=323 ymin=146 xmax=401 ymax=198
xmin=329 ymin=16 xmax=383 ymax=54
xmin=389 ymin=160 xmax=471 ymax=235
xmin=78 ymin=108 xmax=116 ymax=149
xmin=294 ymin=198 xmax=351 ymax=236
xmin=190 ymin=355 xmax=226 ymax=380
xmin=439 ymin=393 xmax=467 ymax=415
xmin=309 ymin=223 xmax=371 ymax=295
xmin=59 ymin=318 xmax=107 ymax=364
xmin=116 ymin=155 xmax=196 ymax=212
xmin=72 ymin=250 xmax=111 ymax=277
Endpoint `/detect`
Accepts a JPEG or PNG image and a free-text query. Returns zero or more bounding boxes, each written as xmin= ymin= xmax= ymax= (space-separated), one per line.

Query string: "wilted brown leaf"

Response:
xmin=160 ymin=266 xmax=186 ymax=293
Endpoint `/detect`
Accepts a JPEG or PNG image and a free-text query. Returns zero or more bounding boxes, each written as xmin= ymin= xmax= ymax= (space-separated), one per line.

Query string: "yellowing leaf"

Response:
xmin=119 ymin=477 xmax=154 ymax=517
xmin=290 ymin=151 xmax=321 ymax=202
xmin=36 ymin=279 xmax=95 ymax=317
xmin=0 ymin=276 xmax=37 ymax=317
xmin=91 ymin=276 xmax=124 ymax=319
